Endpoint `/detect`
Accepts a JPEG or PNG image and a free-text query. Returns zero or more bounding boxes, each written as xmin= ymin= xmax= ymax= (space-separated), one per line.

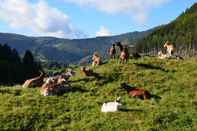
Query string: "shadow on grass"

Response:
xmin=56 ymin=85 xmax=89 ymax=96
xmin=134 ymin=63 xmax=173 ymax=72
xmin=69 ymin=75 xmax=103 ymax=83
xmin=90 ymin=72 xmax=103 ymax=80
xmin=0 ymin=88 xmax=22 ymax=96
xmin=69 ymin=78 xmax=95 ymax=83
xmin=0 ymin=89 xmax=12 ymax=94
xmin=65 ymin=85 xmax=88 ymax=93
xmin=96 ymin=72 xmax=121 ymax=86
xmin=151 ymin=94 xmax=162 ymax=100
xmin=119 ymin=108 xmax=144 ymax=112
xmin=150 ymin=94 xmax=161 ymax=102
xmin=70 ymin=69 xmax=120 ymax=86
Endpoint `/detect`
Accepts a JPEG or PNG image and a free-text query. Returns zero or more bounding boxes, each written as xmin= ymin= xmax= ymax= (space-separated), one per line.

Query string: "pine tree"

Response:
xmin=22 ymin=50 xmax=41 ymax=79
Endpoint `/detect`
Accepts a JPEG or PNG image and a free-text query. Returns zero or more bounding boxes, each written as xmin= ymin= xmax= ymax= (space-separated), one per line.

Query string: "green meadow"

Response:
xmin=0 ymin=57 xmax=197 ymax=130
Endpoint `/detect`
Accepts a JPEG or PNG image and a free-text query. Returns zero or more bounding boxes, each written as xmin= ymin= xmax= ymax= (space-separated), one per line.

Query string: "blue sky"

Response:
xmin=0 ymin=0 xmax=196 ymax=39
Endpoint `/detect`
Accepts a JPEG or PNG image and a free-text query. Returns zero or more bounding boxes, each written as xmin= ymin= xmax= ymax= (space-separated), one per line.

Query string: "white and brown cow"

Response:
xmin=23 ymin=71 xmax=45 ymax=88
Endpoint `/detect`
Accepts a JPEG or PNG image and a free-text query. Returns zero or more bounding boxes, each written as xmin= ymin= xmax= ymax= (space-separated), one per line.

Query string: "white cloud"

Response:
xmin=96 ymin=26 xmax=112 ymax=37
xmin=0 ymin=0 xmax=81 ymax=38
xmin=66 ymin=0 xmax=170 ymax=23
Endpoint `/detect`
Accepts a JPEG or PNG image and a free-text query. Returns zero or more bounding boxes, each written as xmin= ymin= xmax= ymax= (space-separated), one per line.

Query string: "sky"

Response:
xmin=0 ymin=0 xmax=196 ymax=39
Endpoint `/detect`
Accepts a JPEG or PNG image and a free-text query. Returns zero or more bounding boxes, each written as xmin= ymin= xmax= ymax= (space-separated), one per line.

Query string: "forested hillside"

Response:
xmin=0 ymin=44 xmax=41 ymax=85
xmin=136 ymin=3 xmax=197 ymax=56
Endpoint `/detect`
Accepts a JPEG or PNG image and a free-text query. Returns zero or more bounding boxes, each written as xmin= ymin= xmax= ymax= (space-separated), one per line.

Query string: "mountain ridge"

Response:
xmin=0 ymin=30 xmax=152 ymax=64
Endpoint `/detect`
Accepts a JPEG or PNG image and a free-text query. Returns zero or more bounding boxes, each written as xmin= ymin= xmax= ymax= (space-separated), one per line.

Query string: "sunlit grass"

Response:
xmin=0 ymin=57 xmax=197 ymax=130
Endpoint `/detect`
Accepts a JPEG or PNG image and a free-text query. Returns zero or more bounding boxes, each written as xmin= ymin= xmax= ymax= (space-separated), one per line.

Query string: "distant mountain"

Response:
xmin=136 ymin=3 xmax=197 ymax=56
xmin=0 ymin=30 xmax=152 ymax=64
xmin=1 ymin=3 xmax=196 ymax=64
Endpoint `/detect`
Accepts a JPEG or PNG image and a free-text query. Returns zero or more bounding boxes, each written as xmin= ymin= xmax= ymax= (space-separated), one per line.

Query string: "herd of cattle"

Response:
xmin=22 ymin=41 xmax=178 ymax=112
xmin=22 ymin=69 xmax=75 ymax=96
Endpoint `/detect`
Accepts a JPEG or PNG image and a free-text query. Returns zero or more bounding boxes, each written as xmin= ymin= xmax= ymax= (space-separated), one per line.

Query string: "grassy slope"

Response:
xmin=0 ymin=57 xmax=197 ymax=130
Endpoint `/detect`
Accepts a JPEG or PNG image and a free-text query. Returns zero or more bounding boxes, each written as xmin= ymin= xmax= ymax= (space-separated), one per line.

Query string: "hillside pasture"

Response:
xmin=0 ymin=57 xmax=197 ymax=130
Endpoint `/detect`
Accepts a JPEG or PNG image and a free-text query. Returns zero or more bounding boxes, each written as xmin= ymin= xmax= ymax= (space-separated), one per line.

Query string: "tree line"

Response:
xmin=0 ymin=44 xmax=42 ymax=85
xmin=135 ymin=3 xmax=197 ymax=56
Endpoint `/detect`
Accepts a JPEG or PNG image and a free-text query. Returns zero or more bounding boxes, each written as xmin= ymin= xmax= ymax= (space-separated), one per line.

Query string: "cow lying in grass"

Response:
xmin=23 ymin=71 xmax=46 ymax=88
xmin=80 ymin=66 xmax=102 ymax=80
xmin=101 ymin=97 xmax=122 ymax=112
xmin=44 ymin=69 xmax=75 ymax=84
xmin=41 ymin=69 xmax=75 ymax=96
xmin=158 ymin=51 xmax=169 ymax=59
xmin=80 ymin=67 xmax=94 ymax=76
xmin=158 ymin=41 xmax=176 ymax=59
xmin=158 ymin=51 xmax=183 ymax=60
xmin=41 ymin=78 xmax=66 ymax=96
xmin=41 ymin=77 xmax=68 ymax=96
xmin=120 ymin=83 xmax=151 ymax=100
xmin=92 ymin=52 xmax=102 ymax=67
xmin=164 ymin=41 xmax=175 ymax=56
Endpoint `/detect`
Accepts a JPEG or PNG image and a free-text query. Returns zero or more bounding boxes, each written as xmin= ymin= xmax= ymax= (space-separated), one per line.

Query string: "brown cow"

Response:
xmin=163 ymin=41 xmax=175 ymax=57
xmin=92 ymin=52 xmax=102 ymax=67
xmin=41 ymin=78 xmax=59 ymax=96
xmin=80 ymin=67 xmax=94 ymax=76
xmin=43 ymin=69 xmax=75 ymax=85
xmin=108 ymin=44 xmax=116 ymax=59
xmin=120 ymin=46 xmax=129 ymax=64
xmin=41 ymin=77 xmax=68 ymax=96
xmin=120 ymin=83 xmax=151 ymax=100
xmin=23 ymin=71 xmax=45 ymax=88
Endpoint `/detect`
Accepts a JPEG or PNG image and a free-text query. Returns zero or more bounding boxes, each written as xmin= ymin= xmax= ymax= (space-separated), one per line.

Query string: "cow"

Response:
xmin=120 ymin=83 xmax=151 ymax=100
xmin=23 ymin=71 xmax=45 ymax=88
xmin=108 ymin=44 xmax=116 ymax=59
